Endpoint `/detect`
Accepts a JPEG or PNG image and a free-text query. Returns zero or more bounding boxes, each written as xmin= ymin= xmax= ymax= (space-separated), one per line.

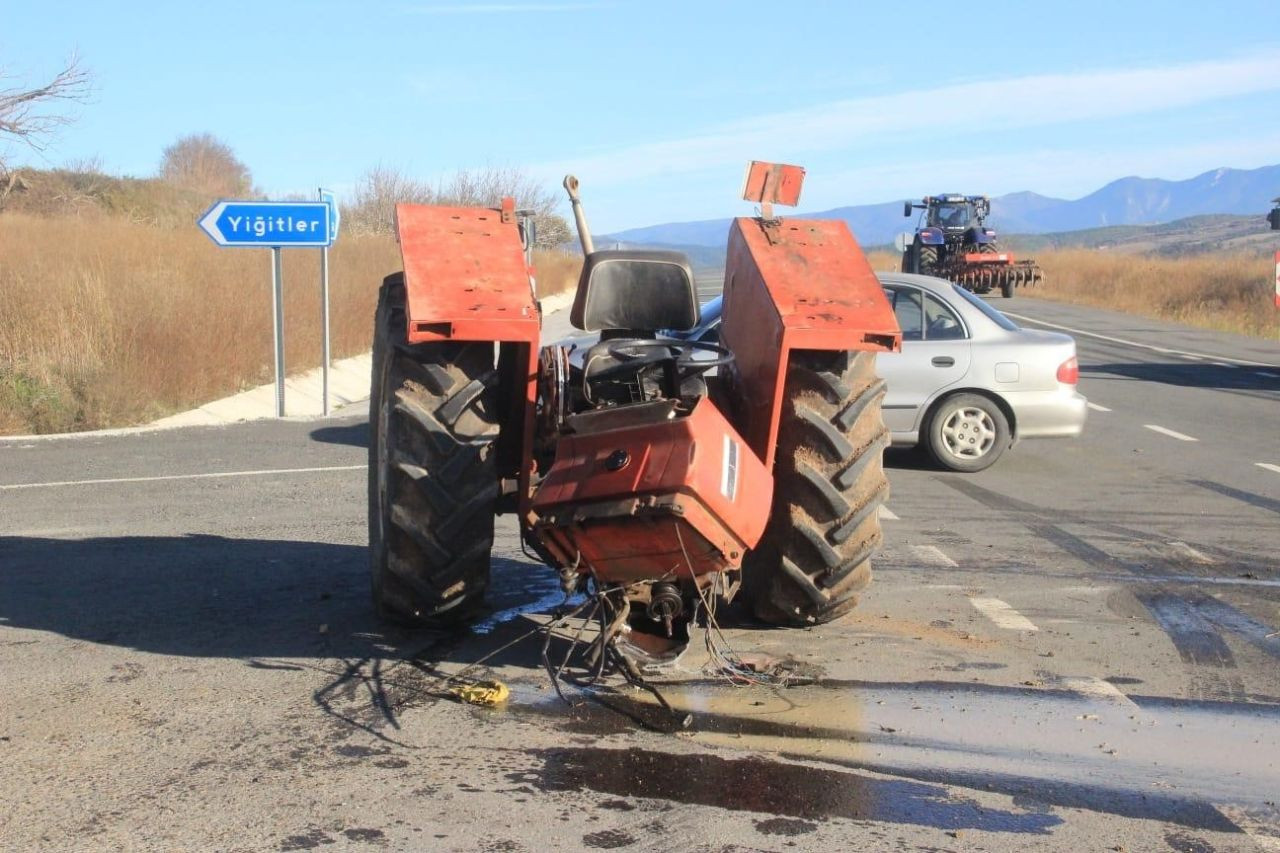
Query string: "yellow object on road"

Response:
xmin=448 ymin=680 xmax=509 ymax=707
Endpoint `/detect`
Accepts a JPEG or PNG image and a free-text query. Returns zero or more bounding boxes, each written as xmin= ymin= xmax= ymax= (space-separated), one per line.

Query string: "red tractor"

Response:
xmin=368 ymin=162 xmax=900 ymax=656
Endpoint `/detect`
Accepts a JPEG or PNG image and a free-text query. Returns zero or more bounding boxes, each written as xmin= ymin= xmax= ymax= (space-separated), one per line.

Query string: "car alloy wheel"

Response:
xmin=940 ymin=405 xmax=996 ymax=460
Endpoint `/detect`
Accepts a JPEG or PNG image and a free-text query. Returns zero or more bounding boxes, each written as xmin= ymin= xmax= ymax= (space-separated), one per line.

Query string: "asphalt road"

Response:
xmin=2 ymin=288 xmax=1279 ymax=852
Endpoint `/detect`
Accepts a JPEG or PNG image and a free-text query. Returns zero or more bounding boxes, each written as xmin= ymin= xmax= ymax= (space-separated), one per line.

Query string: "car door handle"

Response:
xmin=931 ymin=356 xmax=955 ymax=367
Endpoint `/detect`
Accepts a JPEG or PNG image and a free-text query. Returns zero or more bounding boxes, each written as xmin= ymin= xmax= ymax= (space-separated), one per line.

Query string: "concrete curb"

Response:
xmin=0 ymin=290 xmax=577 ymax=443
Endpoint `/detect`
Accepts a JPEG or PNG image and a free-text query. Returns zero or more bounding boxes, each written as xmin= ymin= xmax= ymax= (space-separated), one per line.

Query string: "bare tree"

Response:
xmin=0 ymin=56 xmax=91 ymax=155
xmin=158 ymin=133 xmax=253 ymax=196
xmin=0 ymin=56 xmax=92 ymax=197
xmin=344 ymin=165 xmax=436 ymax=235
xmin=345 ymin=164 xmax=571 ymax=247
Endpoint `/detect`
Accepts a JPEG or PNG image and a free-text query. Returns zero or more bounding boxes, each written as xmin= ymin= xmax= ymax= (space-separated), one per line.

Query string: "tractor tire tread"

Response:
xmin=369 ymin=276 xmax=498 ymax=626
xmin=744 ymin=350 xmax=890 ymax=627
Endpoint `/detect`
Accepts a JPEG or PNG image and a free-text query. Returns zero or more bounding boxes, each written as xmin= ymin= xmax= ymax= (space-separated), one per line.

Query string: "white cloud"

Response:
xmin=530 ymin=52 xmax=1280 ymax=190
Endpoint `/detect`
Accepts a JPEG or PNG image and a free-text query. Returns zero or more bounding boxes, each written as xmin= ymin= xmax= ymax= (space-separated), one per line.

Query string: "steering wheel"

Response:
xmin=589 ymin=339 xmax=734 ymax=383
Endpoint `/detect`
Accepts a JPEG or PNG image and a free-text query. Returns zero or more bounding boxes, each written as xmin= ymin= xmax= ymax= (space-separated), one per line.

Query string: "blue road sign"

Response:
xmin=319 ymin=189 xmax=340 ymax=241
xmin=198 ymin=200 xmax=333 ymax=248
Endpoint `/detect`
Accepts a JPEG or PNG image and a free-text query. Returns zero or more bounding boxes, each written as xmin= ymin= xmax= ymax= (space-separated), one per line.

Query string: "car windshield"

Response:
xmin=929 ymin=203 xmax=969 ymax=228
xmin=949 ymin=283 xmax=1020 ymax=331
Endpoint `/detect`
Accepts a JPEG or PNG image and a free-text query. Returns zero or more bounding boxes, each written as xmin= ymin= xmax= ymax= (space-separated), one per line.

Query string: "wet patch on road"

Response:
xmin=279 ymin=827 xmax=335 ymax=850
xmin=516 ymin=746 xmax=1061 ymax=834
xmin=753 ymin=816 xmax=818 ymax=836
xmin=342 ymin=827 xmax=387 ymax=844
xmin=1162 ymin=831 xmax=1217 ymax=853
xmin=581 ymin=828 xmax=638 ymax=848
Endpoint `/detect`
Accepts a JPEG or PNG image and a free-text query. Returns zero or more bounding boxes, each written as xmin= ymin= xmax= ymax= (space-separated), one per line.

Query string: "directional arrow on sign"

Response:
xmin=198 ymin=200 xmax=334 ymax=248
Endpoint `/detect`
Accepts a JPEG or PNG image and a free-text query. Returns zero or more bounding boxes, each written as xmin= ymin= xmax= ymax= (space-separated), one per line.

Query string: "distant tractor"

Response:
xmin=1268 ymin=197 xmax=1280 ymax=230
xmin=901 ymin=194 xmax=1043 ymax=298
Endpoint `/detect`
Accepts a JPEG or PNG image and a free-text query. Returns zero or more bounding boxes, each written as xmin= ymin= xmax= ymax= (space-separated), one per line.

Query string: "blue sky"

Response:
xmin=5 ymin=1 xmax=1280 ymax=232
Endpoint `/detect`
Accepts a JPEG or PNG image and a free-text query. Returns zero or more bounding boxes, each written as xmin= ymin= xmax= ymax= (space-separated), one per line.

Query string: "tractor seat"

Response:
xmin=570 ymin=250 xmax=703 ymax=405
xmin=570 ymin=250 xmax=699 ymax=333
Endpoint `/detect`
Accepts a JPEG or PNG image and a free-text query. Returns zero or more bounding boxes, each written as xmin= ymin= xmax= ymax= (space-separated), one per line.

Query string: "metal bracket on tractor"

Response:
xmin=741 ymin=160 xmax=805 ymax=244
xmin=368 ymin=161 xmax=901 ymax=699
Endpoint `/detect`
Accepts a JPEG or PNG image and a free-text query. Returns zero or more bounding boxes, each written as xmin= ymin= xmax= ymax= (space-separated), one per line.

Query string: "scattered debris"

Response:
xmin=448 ymin=680 xmax=510 ymax=707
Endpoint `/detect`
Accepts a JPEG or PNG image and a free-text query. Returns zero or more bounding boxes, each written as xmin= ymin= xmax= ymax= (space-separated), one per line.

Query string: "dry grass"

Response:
xmin=534 ymin=249 xmax=582 ymax=297
xmin=1027 ymin=250 xmax=1276 ymax=339
xmin=0 ymin=212 xmax=582 ymax=434
xmin=0 ymin=213 xmax=399 ymax=433
xmin=865 ymin=248 xmax=1276 ymax=339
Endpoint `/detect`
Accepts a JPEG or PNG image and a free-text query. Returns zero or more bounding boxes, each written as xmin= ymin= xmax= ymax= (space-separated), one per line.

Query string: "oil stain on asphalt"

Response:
xmin=513 ymin=746 xmax=1062 ymax=834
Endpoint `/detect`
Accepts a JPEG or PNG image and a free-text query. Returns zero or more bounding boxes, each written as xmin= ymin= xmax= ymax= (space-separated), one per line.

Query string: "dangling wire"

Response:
xmin=674 ymin=522 xmax=796 ymax=688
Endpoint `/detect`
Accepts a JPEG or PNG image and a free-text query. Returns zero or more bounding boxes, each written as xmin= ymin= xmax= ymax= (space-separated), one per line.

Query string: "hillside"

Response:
xmin=607 ymin=164 xmax=1280 ymax=248
xmin=0 ymin=168 xmax=213 ymax=226
xmin=0 ymin=167 xmax=581 ymax=435
xmin=609 ymin=212 xmax=1278 ymax=270
xmin=1001 ymin=214 xmax=1277 ymax=257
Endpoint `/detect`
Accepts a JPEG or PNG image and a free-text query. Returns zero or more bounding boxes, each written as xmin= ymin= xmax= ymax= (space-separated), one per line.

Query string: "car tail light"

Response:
xmin=1056 ymin=356 xmax=1079 ymax=385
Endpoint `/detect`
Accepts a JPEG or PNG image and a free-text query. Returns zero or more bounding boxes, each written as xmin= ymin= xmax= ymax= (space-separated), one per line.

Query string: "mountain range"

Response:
xmin=605 ymin=164 xmax=1280 ymax=249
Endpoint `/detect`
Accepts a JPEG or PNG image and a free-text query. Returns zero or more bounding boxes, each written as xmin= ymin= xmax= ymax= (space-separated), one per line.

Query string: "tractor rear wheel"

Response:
xmin=743 ymin=350 xmax=890 ymax=626
xmin=369 ymin=273 xmax=500 ymax=625
xmin=917 ymin=246 xmax=938 ymax=276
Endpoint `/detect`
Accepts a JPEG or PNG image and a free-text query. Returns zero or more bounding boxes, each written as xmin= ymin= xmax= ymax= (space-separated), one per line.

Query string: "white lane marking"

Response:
xmin=0 ymin=464 xmax=365 ymax=491
xmin=1001 ymin=311 xmax=1278 ymax=368
xmin=969 ymin=597 xmax=1039 ymax=631
xmin=878 ymin=506 xmax=899 ymax=521
xmin=1177 ymin=353 xmax=1203 ymax=361
xmin=1215 ymin=804 xmax=1280 ymax=851
xmin=1257 ymin=463 xmax=1280 ymax=475
xmin=911 ymin=545 xmax=957 ymax=567
xmin=1168 ymin=541 xmax=1215 ymax=565
xmin=1086 ymin=402 xmax=1111 ymax=412
xmin=1061 ymin=676 xmax=1139 ymax=709
xmin=1143 ymin=424 xmax=1198 ymax=442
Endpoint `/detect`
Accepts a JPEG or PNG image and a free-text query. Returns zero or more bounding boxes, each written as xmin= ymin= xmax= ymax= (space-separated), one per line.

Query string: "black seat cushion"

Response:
xmin=570 ymin=250 xmax=699 ymax=332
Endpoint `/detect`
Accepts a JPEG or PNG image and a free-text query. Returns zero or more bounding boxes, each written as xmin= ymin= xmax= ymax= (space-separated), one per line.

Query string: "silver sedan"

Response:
xmin=679 ymin=272 xmax=1087 ymax=472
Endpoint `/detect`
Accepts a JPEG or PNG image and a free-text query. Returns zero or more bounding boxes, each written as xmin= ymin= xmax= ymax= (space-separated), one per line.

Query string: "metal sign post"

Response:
xmin=318 ymin=189 xmax=341 ymax=416
xmin=198 ymin=199 xmax=335 ymax=418
xmin=319 ymin=243 xmax=330 ymax=416
xmin=270 ymin=247 xmax=286 ymax=417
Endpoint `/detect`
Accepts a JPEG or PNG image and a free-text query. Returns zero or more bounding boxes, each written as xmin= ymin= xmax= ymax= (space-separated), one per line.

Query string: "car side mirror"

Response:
xmin=903 ymin=201 xmax=913 ymax=218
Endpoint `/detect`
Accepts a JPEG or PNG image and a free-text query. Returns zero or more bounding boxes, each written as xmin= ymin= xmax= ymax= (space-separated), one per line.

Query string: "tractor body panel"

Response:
xmin=531 ymin=397 xmax=771 ymax=583
xmin=396 ymin=201 xmax=540 ymax=346
xmin=394 ymin=200 xmax=541 ymax=512
xmin=720 ymin=216 xmax=901 ymax=468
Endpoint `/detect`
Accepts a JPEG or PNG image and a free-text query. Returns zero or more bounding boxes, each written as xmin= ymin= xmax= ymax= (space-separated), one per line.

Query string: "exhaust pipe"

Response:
xmin=563 ymin=175 xmax=595 ymax=256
